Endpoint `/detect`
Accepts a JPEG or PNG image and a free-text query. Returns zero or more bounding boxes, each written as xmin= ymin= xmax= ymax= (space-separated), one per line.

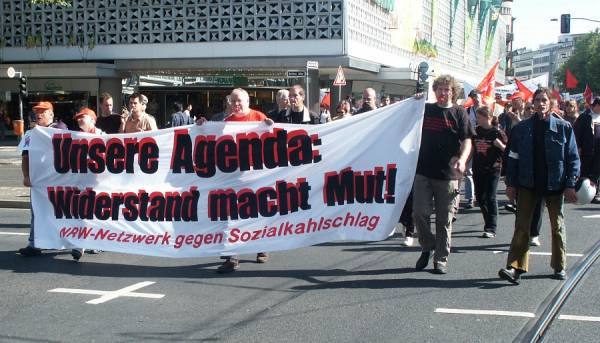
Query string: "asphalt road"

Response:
xmin=1 ymin=193 xmax=599 ymax=342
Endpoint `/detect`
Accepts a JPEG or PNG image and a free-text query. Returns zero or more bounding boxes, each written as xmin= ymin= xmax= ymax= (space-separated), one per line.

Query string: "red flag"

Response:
xmin=565 ymin=67 xmax=578 ymax=89
xmin=463 ymin=61 xmax=499 ymax=108
xmin=583 ymin=84 xmax=593 ymax=105
xmin=514 ymin=78 xmax=534 ymax=101
xmin=551 ymin=88 xmax=562 ymax=102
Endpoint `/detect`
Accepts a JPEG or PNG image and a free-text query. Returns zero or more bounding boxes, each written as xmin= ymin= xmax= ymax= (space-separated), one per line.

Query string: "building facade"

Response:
xmin=1 ymin=0 xmax=510 ymax=125
xmin=512 ymin=34 xmax=583 ymax=87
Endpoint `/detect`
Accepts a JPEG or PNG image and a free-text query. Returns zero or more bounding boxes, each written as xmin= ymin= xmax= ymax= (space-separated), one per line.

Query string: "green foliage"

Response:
xmin=29 ymin=0 xmax=71 ymax=6
xmin=555 ymin=30 xmax=600 ymax=93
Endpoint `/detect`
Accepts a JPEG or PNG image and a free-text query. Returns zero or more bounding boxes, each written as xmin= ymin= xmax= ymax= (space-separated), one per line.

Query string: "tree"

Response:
xmin=29 ymin=0 xmax=71 ymax=6
xmin=555 ymin=30 xmax=600 ymax=93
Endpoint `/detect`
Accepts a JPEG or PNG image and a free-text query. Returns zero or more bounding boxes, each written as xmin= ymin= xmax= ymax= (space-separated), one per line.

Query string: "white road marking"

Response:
xmin=558 ymin=315 xmax=600 ymax=322
xmin=435 ymin=308 xmax=535 ymax=318
xmin=0 ymin=232 xmax=29 ymax=236
xmin=48 ymin=281 xmax=164 ymax=305
xmin=436 ymin=308 xmax=600 ymax=322
xmin=582 ymin=214 xmax=600 ymax=219
xmin=492 ymin=250 xmax=583 ymax=257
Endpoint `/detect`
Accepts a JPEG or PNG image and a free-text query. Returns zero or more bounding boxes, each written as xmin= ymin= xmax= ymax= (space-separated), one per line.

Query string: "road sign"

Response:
xmin=333 ymin=66 xmax=346 ymax=86
xmin=287 ymin=70 xmax=306 ymax=77
xmin=306 ymin=60 xmax=319 ymax=69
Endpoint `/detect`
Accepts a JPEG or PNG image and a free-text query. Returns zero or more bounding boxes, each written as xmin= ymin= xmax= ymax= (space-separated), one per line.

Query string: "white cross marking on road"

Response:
xmin=0 ymin=232 xmax=28 ymax=236
xmin=583 ymin=214 xmax=600 ymax=219
xmin=436 ymin=308 xmax=600 ymax=322
xmin=492 ymin=250 xmax=583 ymax=257
xmin=48 ymin=281 xmax=164 ymax=305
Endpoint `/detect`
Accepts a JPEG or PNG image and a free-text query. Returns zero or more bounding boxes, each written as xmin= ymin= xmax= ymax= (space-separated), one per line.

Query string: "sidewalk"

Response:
xmin=0 ymin=140 xmax=30 ymax=209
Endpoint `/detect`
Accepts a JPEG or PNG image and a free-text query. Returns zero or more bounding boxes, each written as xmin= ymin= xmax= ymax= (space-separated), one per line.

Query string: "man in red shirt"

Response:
xmin=197 ymin=88 xmax=273 ymax=273
xmin=224 ymin=88 xmax=272 ymax=123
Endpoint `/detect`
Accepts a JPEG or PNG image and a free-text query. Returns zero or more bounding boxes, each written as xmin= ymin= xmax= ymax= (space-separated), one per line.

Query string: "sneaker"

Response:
xmin=400 ymin=236 xmax=414 ymax=247
xmin=498 ymin=267 xmax=522 ymax=284
xmin=433 ymin=262 xmax=448 ymax=274
xmin=18 ymin=246 xmax=42 ymax=257
xmin=256 ymin=252 xmax=269 ymax=263
xmin=553 ymin=269 xmax=567 ymax=280
xmin=482 ymin=231 xmax=496 ymax=238
xmin=415 ymin=251 xmax=431 ymax=271
xmin=217 ymin=259 xmax=239 ymax=274
xmin=529 ymin=236 xmax=541 ymax=246
xmin=504 ymin=203 xmax=517 ymax=213
xmin=71 ymin=249 xmax=84 ymax=261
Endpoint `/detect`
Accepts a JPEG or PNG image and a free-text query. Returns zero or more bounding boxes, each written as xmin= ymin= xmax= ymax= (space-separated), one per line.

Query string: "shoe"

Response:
xmin=504 ymin=203 xmax=517 ymax=213
xmin=432 ymin=262 xmax=448 ymax=274
xmin=256 ymin=252 xmax=269 ymax=263
xmin=400 ymin=236 xmax=414 ymax=247
xmin=18 ymin=246 xmax=42 ymax=257
xmin=591 ymin=197 xmax=600 ymax=204
xmin=415 ymin=251 xmax=431 ymax=271
xmin=217 ymin=259 xmax=239 ymax=274
xmin=529 ymin=236 xmax=541 ymax=246
xmin=464 ymin=201 xmax=474 ymax=209
xmin=452 ymin=216 xmax=457 ymax=223
xmin=498 ymin=267 xmax=522 ymax=285
xmin=482 ymin=231 xmax=496 ymax=238
xmin=71 ymin=249 xmax=84 ymax=261
xmin=553 ymin=269 xmax=567 ymax=280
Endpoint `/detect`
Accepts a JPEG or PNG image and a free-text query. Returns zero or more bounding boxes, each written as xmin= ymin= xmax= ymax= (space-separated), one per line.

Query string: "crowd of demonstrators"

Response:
xmin=15 ymin=82 xmax=598 ymax=283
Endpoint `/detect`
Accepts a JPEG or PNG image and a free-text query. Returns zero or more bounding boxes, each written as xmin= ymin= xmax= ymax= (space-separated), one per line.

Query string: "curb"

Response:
xmin=0 ymin=200 xmax=30 ymax=209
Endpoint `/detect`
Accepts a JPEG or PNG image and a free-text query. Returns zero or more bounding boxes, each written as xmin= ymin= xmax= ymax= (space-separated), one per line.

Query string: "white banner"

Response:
xmin=27 ymin=98 xmax=424 ymax=257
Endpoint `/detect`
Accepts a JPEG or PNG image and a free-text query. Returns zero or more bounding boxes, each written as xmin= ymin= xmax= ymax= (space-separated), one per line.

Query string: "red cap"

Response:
xmin=74 ymin=107 xmax=97 ymax=121
xmin=32 ymin=101 xmax=53 ymax=111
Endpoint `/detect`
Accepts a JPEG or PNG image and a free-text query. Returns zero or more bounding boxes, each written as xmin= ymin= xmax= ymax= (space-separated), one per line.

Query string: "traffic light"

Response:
xmin=19 ymin=76 xmax=27 ymax=97
xmin=560 ymin=14 xmax=571 ymax=34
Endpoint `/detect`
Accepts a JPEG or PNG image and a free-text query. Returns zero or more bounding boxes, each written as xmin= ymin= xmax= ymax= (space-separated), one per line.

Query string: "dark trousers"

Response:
xmin=473 ymin=170 xmax=500 ymax=232
xmin=399 ymin=190 xmax=414 ymax=237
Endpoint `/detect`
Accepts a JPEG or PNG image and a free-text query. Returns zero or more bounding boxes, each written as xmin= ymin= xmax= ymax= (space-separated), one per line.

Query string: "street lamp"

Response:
xmin=5 ymin=66 xmax=25 ymax=137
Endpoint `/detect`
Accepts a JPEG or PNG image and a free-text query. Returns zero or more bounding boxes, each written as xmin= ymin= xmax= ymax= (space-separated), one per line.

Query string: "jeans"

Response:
xmin=463 ymin=161 xmax=474 ymax=202
xmin=413 ymin=174 xmax=459 ymax=264
xmin=506 ymin=188 xmax=567 ymax=272
xmin=473 ymin=171 xmax=500 ymax=232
